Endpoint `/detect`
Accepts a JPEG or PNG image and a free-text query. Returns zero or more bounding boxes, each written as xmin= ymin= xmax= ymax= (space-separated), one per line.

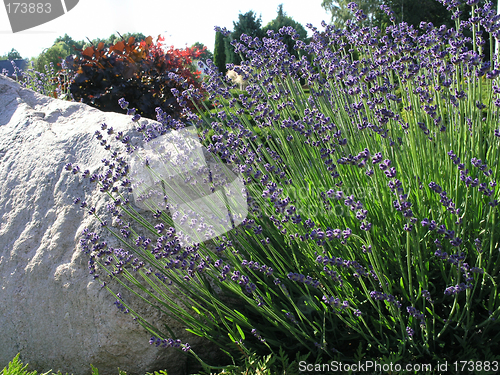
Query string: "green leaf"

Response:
xmin=488 ymin=289 xmax=497 ymax=311
xmin=233 ymin=309 xmax=248 ymax=323
xmin=185 ymin=329 xmax=204 ymax=337
xmin=2 ymin=354 xmax=30 ymax=375
xmin=236 ymin=323 xmax=246 ymax=340
xmin=192 ymin=306 xmax=202 ymax=315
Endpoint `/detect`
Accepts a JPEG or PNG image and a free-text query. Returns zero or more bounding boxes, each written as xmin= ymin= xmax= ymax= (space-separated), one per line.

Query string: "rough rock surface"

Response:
xmin=0 ymin=75 xmax=214 ymax=375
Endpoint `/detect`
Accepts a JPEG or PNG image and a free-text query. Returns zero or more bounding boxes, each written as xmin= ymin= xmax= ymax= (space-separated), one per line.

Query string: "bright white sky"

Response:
xmin=0 ymin=0 xmax=331 ymax=59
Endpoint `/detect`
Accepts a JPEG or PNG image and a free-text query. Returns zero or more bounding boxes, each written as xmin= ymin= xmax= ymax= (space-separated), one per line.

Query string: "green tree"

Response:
xmin=8 ymin=48 xmax=22 ymax=60
xmin=34 ymin=42 xmax=72 ymax=72
xmin=227 ymin=11 xmax=264 ymax=65
xmin=214 ymin=31 xmax=227 ymax=74
xmin=321 ymin=0 xmax=383 ymax=27
xmin=0 ymin=48 xmax=23 ymax=60
xmin=83 ymin=32 xmax=147 ymax=51
xmin=381 ymin=0 xmax=498 ymax=29
xmin=375 ymin=0 xmax=453 ymax=29
xmin=191 ymin=42 xmax=213 ymax=62
xmin=112 ymin=32 xmax=147 ymax=46
xmin=262 ymin=4 xmax=308 ymax=58
xmin=224 ymin=37 xmax=236 ymax=67
xmin=54 ymin=34 xmax=85 ymax=56
xmin=322 ymin=0 xmax=498 ymax=32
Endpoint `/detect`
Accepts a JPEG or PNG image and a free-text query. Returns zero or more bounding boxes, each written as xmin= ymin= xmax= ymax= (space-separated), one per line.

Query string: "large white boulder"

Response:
xmin=0 ymin=75 xmax=214 ymax=375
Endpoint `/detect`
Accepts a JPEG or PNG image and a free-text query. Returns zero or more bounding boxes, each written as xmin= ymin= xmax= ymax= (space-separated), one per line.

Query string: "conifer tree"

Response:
xmin=228 ymin=11 xmax=264 ymax=65
xmin=214 ymin=30 xmax=227 ymax=74
xmin=262 ymin=4 xmax=308 ymax=58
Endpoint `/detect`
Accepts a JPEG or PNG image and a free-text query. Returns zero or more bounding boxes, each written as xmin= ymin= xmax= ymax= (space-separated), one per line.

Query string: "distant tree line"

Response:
xmin=321 ymin=0 xmax=499 ymax=30
xmin=0 ymin=48 xmax=23 ymax=60
xmin=1 ymin=32 xmax=213 ymax=76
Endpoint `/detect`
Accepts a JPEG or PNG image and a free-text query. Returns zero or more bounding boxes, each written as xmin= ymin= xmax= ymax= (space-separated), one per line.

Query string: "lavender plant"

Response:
xmin=2 ymin=60 xmax=73 ymax=100
xmin=70 ymin=0 xmax=500 ymax=367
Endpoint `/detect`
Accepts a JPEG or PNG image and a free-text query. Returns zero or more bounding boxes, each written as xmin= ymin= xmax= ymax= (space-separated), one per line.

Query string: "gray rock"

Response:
xmin=0 ymin=75 xmax=214 ymax=375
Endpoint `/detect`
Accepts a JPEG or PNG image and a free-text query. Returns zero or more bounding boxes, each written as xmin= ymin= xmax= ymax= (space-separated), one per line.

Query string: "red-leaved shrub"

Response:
xmin=66 ymin=35 xmax=205 ymax=120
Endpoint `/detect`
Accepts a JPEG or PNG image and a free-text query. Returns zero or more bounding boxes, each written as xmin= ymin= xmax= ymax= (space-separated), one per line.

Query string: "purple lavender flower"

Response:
xmin=406 ymin=326 xmax=414 ymax=337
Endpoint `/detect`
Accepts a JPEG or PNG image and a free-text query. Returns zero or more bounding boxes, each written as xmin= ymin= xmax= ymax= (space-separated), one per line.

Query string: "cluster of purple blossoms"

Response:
xmin=370 ymin=291 xmax=402 ymax=308
xmin=322 ymin=295 xmax=350 ymax=313
xmin=327 ymin=189 xmax=372 ymax=232
xmin=422 ymin=289 xmax=433 ymax=303
xmin=118 ymin=98 xmax=129 ymax=110
xmin=307 ymin=225 xmax=353 ymax=246
xmin=406 ymin=326 xmax=415 ymax=338
xmin=373 ymin=155 xmax=417 ymax=231
xmin=447 ymin=150 xmax=499 ymax=207
xmin=149 ymin=336 xmax=190 ymax=352
xmin=114 ymin=293 xmax=129 ymax=314
xmin=285 ymin=311 xmax=299 ymax=324
xmin=432 ymin=249 xmax=484 ymax=296
xmin=287 ymin=272 xmax=320 ymax=288
xmin=251 ymin=328 xmax=265 ymax=343
xmin=316 ymin=254 xmax=371 ymax=281
xmin=421 ymin=217 xmax=463 ymax=248
xmin=444 ymin=282 xmax=473 ymax=295
xmin=241 ymin=260 xmax=274 ymax=276
xmin=407 ymin=306 xmax=426 ymax=327
xmin=428 ymin=180 xmax=461 ymax=216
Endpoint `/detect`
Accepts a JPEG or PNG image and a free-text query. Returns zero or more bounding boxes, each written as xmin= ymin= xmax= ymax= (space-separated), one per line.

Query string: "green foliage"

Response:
xmin=0 ymin=354 xmax=50 ymax=375
xmin=1 ymin=353 xmax=318 ymax=375
xmin=214 ymin=32 xmax=227 ymax=74
xmin=187 ymin=6 xmax=500 ymax=361
xmin=31 ymin=33 xmax=149 ymax=74
xmin=194 ymin=348 xmax=310 ymax=375
xmin=227 ymin=11 xmax=265 ymax=65
xmin=232 ymin=11 xmax=264 ymax=41
xmin=34 ymin=42 xmax=72 ymax=72
xmin=322 ymin=0 xmax=498 ymax=33
xmin=8 ymin=48 xmax=22 ymax=60
xmin=0 ymin=356 xmax=173 ymax=375
xmin=50 ymin=33 xmax=147 ymax=59
xmin=191 ymin=42 xmax=213 ymax=62
xmin=0 ymin=48 xmax=23 ymax=60
xmin=224 ymin=37 xmax=236 ymax=67
xmin=262 ymin=5 xmax=308 ymax=58
xmin=145 ymin=370 xmax=168 ymax=375
xmin=53 ymin=34 xmax=85 ymax=57
xmin=1 ymin=354 xmax=31 ymax=375
xmin=378 ymin=0 xmax=453 ymax=28
xmin=321 ymin=0 xmax=382 ymax=27
xmin=85 ymin=32 xmax=148 ymax=51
